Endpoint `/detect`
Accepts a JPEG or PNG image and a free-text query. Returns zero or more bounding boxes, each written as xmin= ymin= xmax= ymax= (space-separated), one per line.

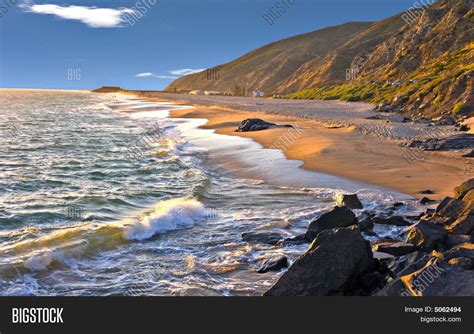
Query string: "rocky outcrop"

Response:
xmin=378 ymin=258 xmax=474 ymax=296
xmin=265 ymin=226 xmax=374 ymax=296
xmin=236 ymin=119 xmax=293 ymax=132
xmin=305 ymin=206 xmax=357 ymax=241
xmin=260 ymin=179 xmax=474 ymax=297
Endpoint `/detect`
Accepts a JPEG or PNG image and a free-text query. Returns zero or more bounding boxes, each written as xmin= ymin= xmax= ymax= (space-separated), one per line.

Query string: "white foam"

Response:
xmin=123 ymin=198 xmax=210 ymax=240
xmin=23 ymin=251 xmax=54 ymax=271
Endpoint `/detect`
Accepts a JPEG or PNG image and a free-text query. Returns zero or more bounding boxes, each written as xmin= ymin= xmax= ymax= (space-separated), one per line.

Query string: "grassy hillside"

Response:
xmin=166 ymin=0 xmax=473 ymax=118
xmin=290 ymin=42 xmax=474 ymax=118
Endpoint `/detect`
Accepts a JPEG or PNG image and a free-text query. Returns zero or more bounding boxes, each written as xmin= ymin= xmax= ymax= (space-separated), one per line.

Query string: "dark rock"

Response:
xmin=462 ymin=150 xmax=474 ymax=158
xmin=443 ymin=243 xmax=474 ymax=261
xmin=256 ymin=256 xmax=289 ymax=273
xmin=373 ymin=216 xmax=411 ymax=227
xmin=336 ymin=194 xmax=363 ymax=209
xmin=364 ymin=230 xmax=378 ymax=237
xmin=406 ymin=213 xmax=424 ymax=220
xmin=393 ymin=202 xmax=405 ymax=208
xmin=281 ymin=234 xmax=307 ymax=246
xmin=386 ymin=252 xmax=431 ymax=276
xmin=366 ymin=115 xmax=386 ymax=120
xmin=419 ymin=189 xmax=435 ymax=194
xmin=445 ymin=234 xmax=472 ymax=249
xmin=236 ymin=118 xmax=292 ymax=132
xmin=433 ymin=197 xmax=473 ymax=235
xmin=236 ymin=119 xmax=275 ymax=132
xmin=463 ymin=189 xmax=474 ymax=202
xmin=454 ymin=178 xmax=474 ymax=200
xmin=420 ymin=197 xmax=435 ymax=205
xmin=242 ymin=231 xmax=284 ymax=245
xmin=409 ymin=134 xmax=474 ymax=152
xmin=357 ymin=271 xmax=385 ymax=294
xmin=306 ymin=206 xmax=357 ymax=241
xmin=358 ymin=218 xmax=374 ymax=232
xmin=372 ymin=241 xmax=417 ymax=256
xmin=378 ymin=258 xmax=474 ymax=296
xmin=406 ymin=221 xmax=447 ymax=251
xmin=425 ymin=208 xmax=435 ymax=216
xmin=448 ymin=257 xmax=473 ymax=270
xmin=264 ymin=226 xmax=374 ymax=296
xmin=375 ymin=104 xmax=394 ymax=113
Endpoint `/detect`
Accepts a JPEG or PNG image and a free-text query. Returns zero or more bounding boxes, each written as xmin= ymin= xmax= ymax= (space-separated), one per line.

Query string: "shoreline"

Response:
xmin=118 ymin=91 xmax=470 ymax=200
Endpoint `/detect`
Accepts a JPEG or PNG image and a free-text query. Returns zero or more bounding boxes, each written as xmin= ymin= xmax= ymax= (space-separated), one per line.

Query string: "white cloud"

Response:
xmin=169 ymin=68 xmax=206 ymax=76
xmin=136 ymin=72 xmax=154 ymax=77
xmin=135 ymin=72 xmax=178 ymax=79
xmin=20 ymin=3 xmax=138 ymax=28
xmin=135 ymin=68 xmax=205 ymax=80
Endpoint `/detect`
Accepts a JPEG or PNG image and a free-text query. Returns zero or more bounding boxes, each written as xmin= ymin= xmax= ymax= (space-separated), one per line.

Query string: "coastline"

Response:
xmin=117 ymin=90 xmax=470 ymax=200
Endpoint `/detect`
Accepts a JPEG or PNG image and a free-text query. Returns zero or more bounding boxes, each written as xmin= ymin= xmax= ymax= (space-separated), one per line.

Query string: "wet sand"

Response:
xmin=117 ymin=91 xmax=472 ymax=200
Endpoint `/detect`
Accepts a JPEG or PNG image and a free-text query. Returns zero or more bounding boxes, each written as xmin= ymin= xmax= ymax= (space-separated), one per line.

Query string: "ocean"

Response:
xmin=0 ymin=90 xmax=420 ymax=296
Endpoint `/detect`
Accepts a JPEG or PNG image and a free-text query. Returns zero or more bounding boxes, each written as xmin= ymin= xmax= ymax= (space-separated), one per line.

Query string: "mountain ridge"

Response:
xmin=166 ymin=0 xmax=473 ymax=118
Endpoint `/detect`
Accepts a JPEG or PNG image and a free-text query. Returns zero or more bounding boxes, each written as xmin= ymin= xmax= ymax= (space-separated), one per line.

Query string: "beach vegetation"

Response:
xmin=288 ymin=42 xmax=474 ymax=117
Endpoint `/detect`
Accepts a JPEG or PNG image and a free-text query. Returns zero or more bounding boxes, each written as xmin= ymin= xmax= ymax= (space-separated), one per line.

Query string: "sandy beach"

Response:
xmin=120 ymin=91 xmax=471 ymax=200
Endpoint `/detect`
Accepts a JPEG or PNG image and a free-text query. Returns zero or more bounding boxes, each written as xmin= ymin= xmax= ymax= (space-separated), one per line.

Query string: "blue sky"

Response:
xmin=0 ymin=0 xmax=418 ymax=90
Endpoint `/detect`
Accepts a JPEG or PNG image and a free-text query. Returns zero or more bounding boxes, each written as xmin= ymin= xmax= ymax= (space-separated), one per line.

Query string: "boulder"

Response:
xmin=386 ymin=252 xmax=432 ymax=276
xmin=264 ymin=226 xmax=374 ymax=296
xmin=336 ymin=194 xmax=363 ymax=209
xmin=373 ymin=216 xmax=411 ymax=227
xmin=445 ymin=234 xmax=472 ymax=249
xmin=358 ymin=218 xmax=374 ymax=232
xmin=372 ymin=241 xmax=417 ymax=257
xmin=406 ymin=221 xmax=447 ymax=251
xmin=443 ymin=243 xmax=474 ymax=261
xmin=306 ymin=206 xmax=357 ymax=241
xmin=256 ymin=256 xmax=289 ymax=273
xmin=433 ymin=197 xmax=473 ymax=235
xmin=281 ymin=234 xmax=307 ymax=246
xmin=236 ymin=119 xmax=275 ymax=132
xmin=419 ymin=197 xmax=435 ymax=205
xmin=454 ymin=178 xmax=474 ymax=200
xmin=448 ymin=257 xmax=472 ymax=270
xmin=236 ymin=118 xmax=292 ymax=132
xmin=242 ymin=232 xmax=284 ymax=245
xmin=463 ymin=189 xmax=474 ymax=202
xmin=378 ymin=258 xmax=474 ymax=296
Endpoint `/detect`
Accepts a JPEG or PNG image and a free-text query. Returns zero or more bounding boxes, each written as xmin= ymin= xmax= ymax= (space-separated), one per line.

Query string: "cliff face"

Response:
xmin=166 ymin=0 xmax=473 ymax=117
